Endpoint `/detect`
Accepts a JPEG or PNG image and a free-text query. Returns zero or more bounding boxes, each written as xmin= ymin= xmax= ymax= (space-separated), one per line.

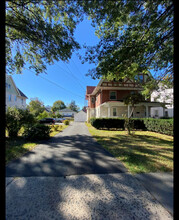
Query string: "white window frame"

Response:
xmin=113 ymin=107 xmax=117 ymax=116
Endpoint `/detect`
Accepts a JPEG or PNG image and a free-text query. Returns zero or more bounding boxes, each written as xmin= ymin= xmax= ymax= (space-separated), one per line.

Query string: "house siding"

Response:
xmin=6 ymin=76 xmax=27 ymax=110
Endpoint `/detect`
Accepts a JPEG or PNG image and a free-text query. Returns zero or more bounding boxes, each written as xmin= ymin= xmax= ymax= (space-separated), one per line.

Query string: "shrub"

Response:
xmin=90 ymin=118 xmax=125 ymax=130
xmin=6 ymin=107 xmax=36 ymax=138
xmin=64 ymin=120 xmax=70 ymax=125
xmin=23 ymin=123 xmax=50 ymax=140
xmin=144 ymin=118 xmax=173 ymax=136
xmin=50 ymin=124 xmax=60 ymax=131
xmin=89 ymin=117 xmax=173 ymax=136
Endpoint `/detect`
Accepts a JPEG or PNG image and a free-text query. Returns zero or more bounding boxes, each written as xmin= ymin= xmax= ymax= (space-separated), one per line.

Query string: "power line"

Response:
xmin=25 ymin=67 xmax=85 ymax=100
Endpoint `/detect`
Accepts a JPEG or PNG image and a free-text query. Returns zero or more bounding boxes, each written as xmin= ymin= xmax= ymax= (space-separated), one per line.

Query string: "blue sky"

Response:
xmin=11 ymin=17 xmax=100 ymax=110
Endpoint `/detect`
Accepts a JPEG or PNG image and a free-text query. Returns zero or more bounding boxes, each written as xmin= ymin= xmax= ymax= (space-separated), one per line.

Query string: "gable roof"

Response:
xmin=58 ymin=108 xmax=76 ymax=113
xmin=6 ymin=75 xmax=28 ymax=99
xmin=86 ymin=86 xmax=96 ymax=95
xmin=17 ymin=88 xmax=28 ymax=99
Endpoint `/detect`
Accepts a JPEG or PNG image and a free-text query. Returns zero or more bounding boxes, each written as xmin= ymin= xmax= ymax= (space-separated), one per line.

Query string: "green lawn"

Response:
xmin=6 ymin=124 xmax=68 ymax=164
xmin=86 ymin=123 xmax=173 ymax=174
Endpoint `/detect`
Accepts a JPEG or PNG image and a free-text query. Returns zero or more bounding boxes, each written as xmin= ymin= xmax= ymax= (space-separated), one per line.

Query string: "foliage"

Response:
xmin=36 ymin=110 xmax=49 ymax=120
xmin=50 ymin=124 xmax=61 ymax=132
xmin=51 ymin=100 xmax=66 ymax=113
xmin=123 ymin=114 xmax=134 ymax=135
xmin=90 ymin=118 xmax=125 ymax=130
xmin=6 ymin=0 xmax=83 ymax=75
xmin=23 ymin=123 xmax=50 ymax=141
xmin=90 ymin=117 xmax=173 ymax=136
xmin=79 ymin=0 xmax=173 ymax=93
xmin=67 ymin=100 xmax=80 ymax=112
xmin=124 ymin=93 xmax=145 ymax=118
xmin=6 ymin=107 xmax=35 ymax=138
xmin=27 ymin=97 xmax=45 ymax=117
xmin=63 ymin=120 xmax=70 ymax=125
xmin=144 ymin=118 xmax=173 ymax=136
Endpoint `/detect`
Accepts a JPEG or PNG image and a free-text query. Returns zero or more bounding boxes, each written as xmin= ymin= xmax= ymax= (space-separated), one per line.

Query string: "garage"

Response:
xmin=74 ymin=110 xmax=87 ymax=122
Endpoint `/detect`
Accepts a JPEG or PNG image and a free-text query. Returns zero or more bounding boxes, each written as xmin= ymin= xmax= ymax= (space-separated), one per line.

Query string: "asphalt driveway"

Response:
xmin=6 ymin=122 xmax=173 ymax=219
xmin=6 ymin=122 xmax=127 ymax=177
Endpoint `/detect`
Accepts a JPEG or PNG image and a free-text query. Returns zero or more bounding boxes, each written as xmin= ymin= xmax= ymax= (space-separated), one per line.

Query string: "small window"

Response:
xmin=155 ymin=110 xmax=158 ymax=117
xmin=21 ymin=98 xmax=23 ymax=104
xmin=14 ymin=95 xmax=17 ymax=101
xmin=165 ymin=111 xmax=168 ymax=117
xmin=110 ymin=91 xmax=117 ymax=100
xmin=91 ymin=97 xmax=95 ymax=104
xmin=8 ymin=94 xmax=11 ymax=101
xmin=113 ymin=108 xmax=117 ymax=116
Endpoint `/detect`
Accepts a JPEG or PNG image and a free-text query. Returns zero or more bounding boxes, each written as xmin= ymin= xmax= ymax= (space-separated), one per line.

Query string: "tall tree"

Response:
xmin=6 ymin=0 xmax=83 ymax=75
xmin=51 ymin=100 xmax=66 ymax=113
xmin=27 ymin=97 xmax=45 ymax=117
xmin=67 ymin=100 xmax=79 ymax=112
xmin=79 ymin=0 xmax=174 ymax=93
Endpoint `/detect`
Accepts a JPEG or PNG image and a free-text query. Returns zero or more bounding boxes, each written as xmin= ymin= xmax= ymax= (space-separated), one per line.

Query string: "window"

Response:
xmin=8 ymin=94 xmax=11 ymax=101
xmin=91 ymin=97 xmax=95 ymax=104
xmin=165 ymin=111 xmax=168 ymax=117
xmin=21 ymin=98 xmax=23 ymax=104
xmin=14 ymin=95 xmax=17 ymax=101
xmin=113 ymin=108 xmax=117 ymax=116
xmin=110 ymin=91 xmax=117 ymax=100
xmin=155 ymin=110 xmax=158 ymax=117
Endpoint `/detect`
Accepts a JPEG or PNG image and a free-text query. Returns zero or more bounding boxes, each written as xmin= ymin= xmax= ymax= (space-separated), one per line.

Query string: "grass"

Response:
xmin=86 ymin=123 xmax=173 ymax=174
xmin=6 ymin=123 xmax=69 ymax=164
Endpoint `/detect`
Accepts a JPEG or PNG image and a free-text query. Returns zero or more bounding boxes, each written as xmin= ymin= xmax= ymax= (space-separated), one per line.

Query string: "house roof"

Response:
xmin=58 ymin=108 xmax=76 ymax=113
xmin=17 ymin=88 xmax=28 ymax=99
xmin=6 ymin=75 xmax=28 ymax=99
xmin=86 ymin=86 xmax=96 ymax=94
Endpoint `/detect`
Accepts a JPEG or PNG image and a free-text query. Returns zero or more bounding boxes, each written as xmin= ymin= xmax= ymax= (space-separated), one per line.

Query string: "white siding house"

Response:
xmin=58 ymin=108 xmax=76 ymax=117
xmin=150 ymin=84 xmax=173 ymax=118
xmin=6 ymin=75 xmax=28 ymax=110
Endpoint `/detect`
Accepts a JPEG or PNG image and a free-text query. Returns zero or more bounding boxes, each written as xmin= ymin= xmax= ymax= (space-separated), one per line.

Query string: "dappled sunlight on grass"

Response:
xmin=86 ymin=123 xmax=173 ymax=174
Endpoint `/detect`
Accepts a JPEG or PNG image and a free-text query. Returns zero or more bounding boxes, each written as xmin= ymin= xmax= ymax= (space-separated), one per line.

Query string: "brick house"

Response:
xmin=85 ymin=74 xmax=166 ymax=121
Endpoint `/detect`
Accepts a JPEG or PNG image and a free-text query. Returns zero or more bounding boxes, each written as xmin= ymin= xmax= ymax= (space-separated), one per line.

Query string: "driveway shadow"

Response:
xmin=6 ymin=134 xmax=127 ymax=177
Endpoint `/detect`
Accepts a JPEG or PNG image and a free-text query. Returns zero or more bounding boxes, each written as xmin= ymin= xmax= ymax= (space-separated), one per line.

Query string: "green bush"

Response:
xmin=23 ymin=123 xmax=50 ymax=140
xmin=6 ymin=107 xmax=36 ymax=138
xmin=90 ymin=118 xmax=125 ymax=130
xmin=64 ymin=120 xmax=70 ymax=125
xmin=50 ymin=124 xmax=60 ymax=131
xmin=90 ymin=118 xmax=173 ymax=136
xmin=144 ymin=118 xmax=173 ymax=136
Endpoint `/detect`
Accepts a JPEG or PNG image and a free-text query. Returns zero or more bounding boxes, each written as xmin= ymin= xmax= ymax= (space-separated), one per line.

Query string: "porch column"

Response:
xmin=108 ymin=107 xmax=110 ymax=118
xmin=128 ymin=105 xmax=130 ymax=118
xmin=145 ymin=105 xmax=149 ymax=118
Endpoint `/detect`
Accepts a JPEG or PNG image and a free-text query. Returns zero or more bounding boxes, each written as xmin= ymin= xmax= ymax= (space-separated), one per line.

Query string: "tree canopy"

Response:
xmin=27 ymin=97 xmax=45 ymax=117
xmin=67 ymin=100 xmax=79 ymax=112
xmin=51 ymin=100 xmax=66 ymax=113
xmin=79 ymin=0 xmax=173 ymax=86
xmin=6 ymin=0 xmax=83 ymax=74
xmin=6 ymin=0 xmax=174 ymax=95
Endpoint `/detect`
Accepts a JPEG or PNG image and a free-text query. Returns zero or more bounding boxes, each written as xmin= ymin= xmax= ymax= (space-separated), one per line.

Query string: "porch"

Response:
xmin=95 ymin=101 xmax=165 ymax=118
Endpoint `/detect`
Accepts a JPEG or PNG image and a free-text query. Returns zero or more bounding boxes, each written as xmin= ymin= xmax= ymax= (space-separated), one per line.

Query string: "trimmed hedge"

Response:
xmin=90 ymin=118 xmax=146 ymax=130
xmin=90 ymin=118 xmax=173 ymax=136
xmin=143 ymin=118 xmax=173 ymax=136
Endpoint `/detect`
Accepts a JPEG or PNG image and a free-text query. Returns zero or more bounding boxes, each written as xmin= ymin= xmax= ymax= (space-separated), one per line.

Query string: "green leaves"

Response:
xmin=79 ymin=0 xmax=173 ymax=89
xmin=6 ymin=0 xmax=83 ymax=75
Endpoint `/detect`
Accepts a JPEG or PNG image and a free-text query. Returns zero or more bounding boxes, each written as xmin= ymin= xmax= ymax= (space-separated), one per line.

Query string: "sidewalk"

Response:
xmin=135 ymin=172 xmax=173 ymax=216
xmin=6 ymin=173 xmax=172 ymax=220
